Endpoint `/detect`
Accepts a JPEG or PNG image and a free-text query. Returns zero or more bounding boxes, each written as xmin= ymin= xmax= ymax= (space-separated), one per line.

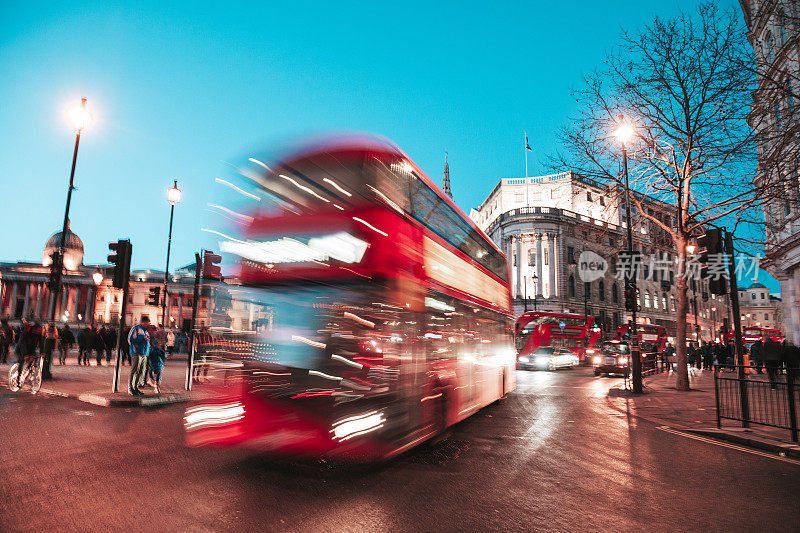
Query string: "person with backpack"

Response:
xmin=59 ymin=324 xmax=75 ymax=365
xmin=127 ymin=316 xmax=151 ymax=396
xmin=43 ymin=321 xmax=59 ymax=379
xmin=0 ymin=317 xmax=14 ymax=364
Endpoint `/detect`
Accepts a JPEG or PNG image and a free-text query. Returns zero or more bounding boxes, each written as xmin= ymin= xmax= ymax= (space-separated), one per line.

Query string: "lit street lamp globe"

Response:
xmin=92 ymin=271 xmax=103 ymax=286
xmin=68 ymin=98 xmax=93 ymax=133
xmin=613 ymin=115 xmax=635 ymax=144
xmin=168 ymin=180 xmax=182 ymax=204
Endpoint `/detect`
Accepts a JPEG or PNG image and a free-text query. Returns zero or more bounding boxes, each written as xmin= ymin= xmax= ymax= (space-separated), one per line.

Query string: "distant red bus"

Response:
xmin=515 ymin=312 xmax=600 ymax=365
xmin=725 ymin=327 xmax=783 ymax=348
xmin=615 ymin=323 xmax=667 ymax=355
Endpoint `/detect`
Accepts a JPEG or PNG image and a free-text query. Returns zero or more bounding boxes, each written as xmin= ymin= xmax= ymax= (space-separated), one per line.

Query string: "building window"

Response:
xmin=544 ymin=248 xmax=549 ymax=266
xmin=761 ymin=292 xmax=765 ymax=299
xmin=586 ymin=191 xmax=592 ymax=201
xmin=653 ymin=293 xmax=659 ymax=309
xmin=528 ymin=250 xmax=536 ymax=266
xmin=662 ymin=294 xmax=667 ymax=309
xmin=670 ymin=295 xmax=676 ymax=311
xmin=568 ymin=275 xmax=575 ymax=298
xmin=567 ymin=246 xmax=575 ymax=264
xmin=751 ymin=293 xmax=756 ymax=300
xmin=200 ymin=299 xmax=207 ymax=309
xmin=612 ymin=284 xmax=618 ymax=303
xmin=644 ymin=291 xmax=651 ymax=308
xmin=600 ymin=196 xmax=606 ymax=207
xmin=765 ymin=313 xmax=770 ymax=320
xmin=599 ymin=280 xmax=605 ymax=301
xmin=584 ymin=282 xmax=591 ymax=300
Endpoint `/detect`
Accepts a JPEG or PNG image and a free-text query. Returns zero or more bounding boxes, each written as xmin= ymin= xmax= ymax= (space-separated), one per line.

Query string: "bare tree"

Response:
xmin=549 ymin=2 xmax=785 ymax=390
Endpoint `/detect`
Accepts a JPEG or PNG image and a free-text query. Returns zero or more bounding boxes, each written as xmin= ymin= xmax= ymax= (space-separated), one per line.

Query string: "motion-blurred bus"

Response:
xmin=615 ymin=323 xmax=667 ymax=355
xmin=184 ymin=136 xmax=515 ymax=461
xmin=725 ymin=326 xmax=784 ymax=348
xmin=515 ymin=312 xmax=600 ymax=365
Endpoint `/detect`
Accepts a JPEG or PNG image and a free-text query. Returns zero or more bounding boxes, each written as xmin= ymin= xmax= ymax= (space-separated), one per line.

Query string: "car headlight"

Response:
xmin=618 ymin=357 xmax=628 ymax=364
xmin=535 ymin=356 xmax=548 ymax=365
xmin=586 ymin=349 xmax=596 ymax=354
xmin=518 ymin=356 xmax=529 ymax=363
xmin=592 ymin=356 xmax=602 ymax=365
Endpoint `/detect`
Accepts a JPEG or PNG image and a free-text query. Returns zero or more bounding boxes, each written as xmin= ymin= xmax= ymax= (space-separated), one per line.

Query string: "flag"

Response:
xmin=525 ymin=133 xmax=532 ymax=151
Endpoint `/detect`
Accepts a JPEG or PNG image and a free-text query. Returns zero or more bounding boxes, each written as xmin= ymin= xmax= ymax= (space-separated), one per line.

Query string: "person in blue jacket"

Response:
xmin=127 ymin=316 xmax=151 ymax=396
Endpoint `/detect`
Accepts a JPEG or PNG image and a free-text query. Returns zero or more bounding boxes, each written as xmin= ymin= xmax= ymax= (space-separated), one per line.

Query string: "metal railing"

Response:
xmin=714 ymin=365 xmax=799 ymax=443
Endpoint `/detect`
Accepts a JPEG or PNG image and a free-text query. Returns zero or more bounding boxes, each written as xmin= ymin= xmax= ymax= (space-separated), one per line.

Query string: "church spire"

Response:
xmin=442 ymin=149 xmax=451 ymax=198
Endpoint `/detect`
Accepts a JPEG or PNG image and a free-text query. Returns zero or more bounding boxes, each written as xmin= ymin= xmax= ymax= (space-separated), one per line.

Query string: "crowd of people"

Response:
xmin=0 ymin=316 xmax=189 ymax=393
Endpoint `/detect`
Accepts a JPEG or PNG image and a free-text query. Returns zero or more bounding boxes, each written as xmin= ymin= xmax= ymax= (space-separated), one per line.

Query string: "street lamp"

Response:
xmin=532 ymin=272 xmax=538 ymax=312
xmin=613 ymin=115 xmax=642 ymax=394
xmin=91 ymin=271 xmax=103 ymax=326
xmin=162 ymin=180 xmax=182 ymax=327
xmin=45 ymin=98 xmax=92 ymax=380
xmin=711 ymin=306 xmax=717 ymax=342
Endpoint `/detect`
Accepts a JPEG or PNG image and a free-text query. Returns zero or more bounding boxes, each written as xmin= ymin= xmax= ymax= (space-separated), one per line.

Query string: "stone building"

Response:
xmin=738 ymin=282 xmax=784 ymax=331
xmin=740 ymin=0 xmax=800 ymax=344
xmin=0 ymin=226 xmax=211 ymax=330
xmin=470 ymin=172 xmax=729 ymax=341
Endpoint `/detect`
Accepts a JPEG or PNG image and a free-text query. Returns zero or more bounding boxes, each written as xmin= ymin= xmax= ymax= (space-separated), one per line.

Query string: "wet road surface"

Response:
xmin=1 ymin=367 xmax=799 ymax=532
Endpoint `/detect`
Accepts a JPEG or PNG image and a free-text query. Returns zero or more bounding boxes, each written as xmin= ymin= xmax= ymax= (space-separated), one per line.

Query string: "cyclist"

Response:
xmin=15 ymin=319 xmax=42 ymax=387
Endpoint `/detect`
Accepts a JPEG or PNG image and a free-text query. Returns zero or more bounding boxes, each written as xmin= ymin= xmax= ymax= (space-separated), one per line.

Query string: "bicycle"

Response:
xmin=8 ymin=354 xmax=44 ymax=394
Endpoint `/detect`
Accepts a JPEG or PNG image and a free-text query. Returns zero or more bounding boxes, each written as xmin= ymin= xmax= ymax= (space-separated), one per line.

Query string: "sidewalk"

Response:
xmin=1 ymin=355 xmax=194 ymax=407
xmin=606 ymin=367 xmax=800 ymax=458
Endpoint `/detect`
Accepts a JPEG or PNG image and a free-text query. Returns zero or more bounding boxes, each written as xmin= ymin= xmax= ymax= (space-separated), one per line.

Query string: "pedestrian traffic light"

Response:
xmin=48 ymin=250 xmax=62 ymax=291
xmin=202 ymin=251 xmax=222 ymax=281
xmin=147 ymin=287 xmax=160 ymax=307
xmin=697 ymin=228 xmax=727 ymax=295
xmin=108 ymin=240 xmax=132 ymax=289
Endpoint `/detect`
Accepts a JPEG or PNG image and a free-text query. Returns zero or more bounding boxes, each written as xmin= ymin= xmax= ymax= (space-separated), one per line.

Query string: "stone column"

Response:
xmin=60 ymin=286 xmax=69 ymax=320
xmin=73 ymin=286 xmax=81 ymax=320
xmin=85 ymin=287 xmax=94 ymax=323
xmin=551 ymin=233 xmax=559 ymax=298
xmin=47 ymin=289 xmax=55 ymax=319
xmin=21 ymin=283 xmax=31 ymax=318
xmin=178 ymin=290 xmax=184 ymax=328
xmin=8 ymin=282 xmax=18 ymax=316
xmin=34 ymin=283 xmax=43 ymax=318
xmin=535 ymin=233 xmax=544 ymax=298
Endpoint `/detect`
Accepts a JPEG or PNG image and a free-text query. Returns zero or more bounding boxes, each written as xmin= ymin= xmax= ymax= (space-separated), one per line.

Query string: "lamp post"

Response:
xmin=162 ymin=180 xmax=182 ymax=328
xmin=711 ymin=306 xmax=717 ymax=342
xmin=613 ymin=115 xmax=642 ymax=393
xmin=50 ymin=98 xmax=93 ymax=325
xmin=91 ymin=271 xmax=103 ymax=327
xmin=532 ymin=273 xmax=538 ymax=312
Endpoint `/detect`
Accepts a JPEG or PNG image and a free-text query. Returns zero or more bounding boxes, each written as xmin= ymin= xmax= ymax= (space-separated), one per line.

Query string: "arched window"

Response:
xmin=662 ymin=294 xmax=667 ymax=310
xmin=670 ymin=295 xmax=676 ymax=311
xmin=599 ymin=280 xmax=605 ymax=301
xmin=653 ymin=292 xmax=658 ymax=309
xmin=612 ymin=284 xmax=618 ymax=303
xmin=568 ymin=275 xmax=575 ymax=298
xmin=644 ymin=291 xmax=651 ymax=308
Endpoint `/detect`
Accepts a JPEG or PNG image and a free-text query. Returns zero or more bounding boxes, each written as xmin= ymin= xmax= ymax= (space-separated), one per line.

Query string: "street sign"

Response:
xmin=559 ymin=320 xmax=566 ymax=330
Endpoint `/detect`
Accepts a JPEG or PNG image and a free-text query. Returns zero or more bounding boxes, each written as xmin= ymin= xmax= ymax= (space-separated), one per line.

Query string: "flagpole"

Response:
xmin=524 ymin=131 xmax=528 ymax=178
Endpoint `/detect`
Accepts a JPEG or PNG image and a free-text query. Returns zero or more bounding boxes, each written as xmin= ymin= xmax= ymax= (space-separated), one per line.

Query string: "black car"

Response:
xmin=592 ymin=341 xmax=631 ymax=376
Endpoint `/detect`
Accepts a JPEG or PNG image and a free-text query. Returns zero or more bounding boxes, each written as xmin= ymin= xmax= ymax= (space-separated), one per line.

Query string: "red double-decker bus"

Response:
xmin=184 ymin=136 xmax=515 ymax=461
xmin=725 ymin=327 xmax=784 ymax=348
xmin=615 ymin=323 xmax=667 ymax=355
xmin=515 ymin=312 xmax=600 ymax=365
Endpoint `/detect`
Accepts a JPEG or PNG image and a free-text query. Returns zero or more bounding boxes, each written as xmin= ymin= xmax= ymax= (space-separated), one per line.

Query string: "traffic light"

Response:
xmin=147 ymin=287 xmax=160 ymax=307
xmin=697 ymin=228 xmax=727 ymax=295
xmin=202 ymin=251 xmax=222 ymax=281
xmin=108 ymin=240 xmax=132 ymax=289
xmin=48 ymin=250 xmax=62 ymax=291
xmin=624 ymin=285 xmax=638 ymax=312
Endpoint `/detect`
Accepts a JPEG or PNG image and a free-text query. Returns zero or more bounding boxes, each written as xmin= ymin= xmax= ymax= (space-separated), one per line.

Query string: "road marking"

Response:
xmin=657 ymin=426 xmax=800 ymax=466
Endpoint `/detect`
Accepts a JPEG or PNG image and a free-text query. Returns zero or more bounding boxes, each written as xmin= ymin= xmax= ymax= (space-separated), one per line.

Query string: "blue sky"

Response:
xmin=0 ymin=0 xmax=774 ymax=291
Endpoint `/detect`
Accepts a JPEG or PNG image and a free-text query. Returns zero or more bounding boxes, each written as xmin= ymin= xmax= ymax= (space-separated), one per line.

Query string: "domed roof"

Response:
xmin=45 ymin=228 xmax=84 ymax=251
xmin=43 ymin=222 xmax=84 ymax=270
xmin=748 ymin=282 xmax=767 ymax=289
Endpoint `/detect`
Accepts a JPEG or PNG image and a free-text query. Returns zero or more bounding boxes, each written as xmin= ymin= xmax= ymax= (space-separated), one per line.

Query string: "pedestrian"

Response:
xmin=59 ymin=324 xmax=75 ymax=365
xmin=663 ymin=343 xmax=675 ymax=372
xmin=749 ymin=338 xmax=764 ymax=374
xmin=763 ymin=336 xmax=782 ymax=389
xmin=192 ymin=326 xmax=213 ymax=384
xmin=147 ymin=324 xmax=167 ymax=394
xmin=703 ymin=342 xmax=714 ymax=370
xmin=0 ymin=317 xmax=14 ymax=364
xmin=687 ymin=342 xmax=697 ymax=369
xmin=102 ymin=326 xmax=116 ymax=363
xmin=127 ymin=316 xmax=151 ymax=396
xmin=14 ymin=320 xmax=42 ymax=386
xmin=166 ymin=328 xmax=175 ymax=356
xmin=92 ymin=326 xmax=106 ymax=366
xmin=43 ymin=320 xmax=59 ymax=379
xmin=77 ymin=326 xmax=91 ymax=365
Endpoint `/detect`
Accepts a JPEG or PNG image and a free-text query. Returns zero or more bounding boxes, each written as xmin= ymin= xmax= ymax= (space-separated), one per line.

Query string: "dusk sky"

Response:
xmin=3 ymin=0 xmax=772 ymax=288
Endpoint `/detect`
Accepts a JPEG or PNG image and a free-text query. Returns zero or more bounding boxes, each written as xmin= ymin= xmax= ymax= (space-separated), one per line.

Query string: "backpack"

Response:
xmin=129 ymin=325 xmax=149 ymax=353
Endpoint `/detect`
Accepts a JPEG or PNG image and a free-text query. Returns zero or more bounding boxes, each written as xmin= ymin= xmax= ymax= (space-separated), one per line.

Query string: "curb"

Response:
xmin=684 ymin=428 xmax=800 ymax=459
xmin=39 ymin=387 xmax=191 ymax=408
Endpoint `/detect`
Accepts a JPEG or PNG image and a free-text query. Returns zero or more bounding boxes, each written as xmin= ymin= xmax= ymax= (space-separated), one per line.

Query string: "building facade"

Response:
xmin=0 ymin=227 xmax=211 ymax=330
xmin=470 ymin=172 xmax=729 ymax=341
xmin=738 ymin=282 xmax=784 ymax=331
xmin=740 ymin=0 xmax=800 ymax=344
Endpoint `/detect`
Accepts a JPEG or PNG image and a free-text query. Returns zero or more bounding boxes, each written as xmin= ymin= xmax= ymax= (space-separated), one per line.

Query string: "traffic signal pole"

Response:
xmin=109 ymin=240 xmax=132 ymax=393
xmin=186 ymin=252 xmax=202 ymax=391
xmin=724 ymin=229 xmax=749 ymax=426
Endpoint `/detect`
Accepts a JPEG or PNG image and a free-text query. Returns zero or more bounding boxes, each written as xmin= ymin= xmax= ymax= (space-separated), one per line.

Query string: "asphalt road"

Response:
xmin=1 ymin=367 xmax=799 ymax=532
